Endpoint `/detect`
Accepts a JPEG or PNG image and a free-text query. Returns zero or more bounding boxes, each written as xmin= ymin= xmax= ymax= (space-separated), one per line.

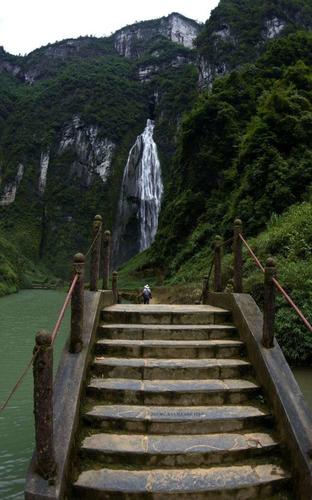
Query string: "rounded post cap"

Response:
xmin=266 ymin=257 xmax=276 ymax=268
xmin=94 ymin=214 xmax=102 ymax=221
xmin=214 ymin=235 xmax=223 ymax=249
xmin=104 ymin=230 xmax=111 ymax=237
xmin=112 ymin=271 xmax=118 ymax=276
xmin=74 ymin=252 xmax=85 ymax=263
xmin=234 ymin=218 xmax=242 ymax=226
xmin=36 ymin=330 xmax=52 ymax=346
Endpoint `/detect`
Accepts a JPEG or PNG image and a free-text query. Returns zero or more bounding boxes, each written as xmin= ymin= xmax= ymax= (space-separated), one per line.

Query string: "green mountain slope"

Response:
xmin=149 ymin=31 xmax=312 ymax=273
xmin=196 ymin=0 xmax=312 ymax=85
xmin=1 ymin=1 xmax=312 ymax=302
xmin=0 ymin=14 xmax=200 ymax=280
xmin=123 ymin=26 xmax=312 ymax=364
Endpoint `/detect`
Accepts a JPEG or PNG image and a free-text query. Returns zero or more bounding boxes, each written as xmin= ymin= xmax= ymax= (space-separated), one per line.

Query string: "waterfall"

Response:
xmin=136 ymin=119 xmax=163 ymax=250
xmin=114 ymin=119 xmax=163 ymax=264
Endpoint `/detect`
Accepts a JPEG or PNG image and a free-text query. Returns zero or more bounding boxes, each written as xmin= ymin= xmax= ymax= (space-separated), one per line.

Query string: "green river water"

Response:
xmin=0 ymin=290 xmax=69 ymax=500
xmin=0 ymin=290 xmax=311 ymax=499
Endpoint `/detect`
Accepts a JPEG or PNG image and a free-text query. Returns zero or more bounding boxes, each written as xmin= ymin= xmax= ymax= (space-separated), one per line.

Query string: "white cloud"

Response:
xmin=0 ymin=0 xmax=219 ymax=55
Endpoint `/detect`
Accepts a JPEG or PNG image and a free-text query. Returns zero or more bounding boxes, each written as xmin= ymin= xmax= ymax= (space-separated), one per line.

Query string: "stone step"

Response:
xmin=84 ymin=404 xmax=273 ymax=434
xmin=92 ymin=357 xmax=252 ymax=380
xmin=86 ymin=378 xmax=260 ymax=405
xmin=73 ymin=463 xmax=291 ymax=499
xmin=94 ymin=339 xmax=244 ymax=359
xmin=101 ymin=304 xmax=231 ymax=325
xmin=98 ymin=323 xmax=238 ymax=340
xmin=80 ymin=431 xmax=280 ymax=467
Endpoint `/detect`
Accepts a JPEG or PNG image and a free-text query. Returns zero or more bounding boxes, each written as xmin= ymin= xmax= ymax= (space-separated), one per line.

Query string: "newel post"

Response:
xmin=202 ymin=275 xmax=209 ymax=304
xmin=33 ymin=330 xmax=56 ymax=481
xmin=233 ymin=218 xmax=243 ymax=293
xmin=112 ymin=271 xmax=119 ymax=304
xmin=214 ymin=235 xmax=223 ymax=292
xmin=90 ymin=215 xmax=102 ymax=291
xmin=263 ymin=258 xmax=277 ymax=348
xmin=70 ymin=253 xmax=85 ymax=353
xmin=102 ymin=230 xmax=111 ymax=290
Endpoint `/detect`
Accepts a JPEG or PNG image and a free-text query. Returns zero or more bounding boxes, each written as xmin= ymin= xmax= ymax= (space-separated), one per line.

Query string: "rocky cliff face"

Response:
xmin=0 ymin=115 xmax=116 ymax=205
xmin=0 ymin=46 xmax=23 ymax=80
xmin=58 ymin=116 xmax=116 ymax=187
xmin=0 ymin=14 xmax=200 ymax=84
xmin=137 ymin=54 xmax=194 ymax=82
xmin=1 ymin=2 xmax=311 ymax=276
xmin=197 ymin=0 xmax=312 ymax=87
xmin=38 ymin=151 xmax=50 ymax=195
xmin=0 ymin=163 xmax=24 ymax=206
xmin=114 ymin=13 xmax=201 ymax=58
xmin=0 ymin=12 xmax=196 ymax=272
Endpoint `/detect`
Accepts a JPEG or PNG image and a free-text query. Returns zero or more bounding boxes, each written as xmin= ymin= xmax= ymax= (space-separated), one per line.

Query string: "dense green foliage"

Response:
xmin=0 ymin=23 xmax=199 ymax=281
xmin=196 ymin=0 xmax=312 ymax=71
xmin=121 ymin=201 xmax=312 ymax=364
xmin=1 ymin=3 xmax=311 ymax=364
xmin=124 ymin=29 xmax=312 ymax=364
xmin=0 ymin=235 xmax=20 ymax=296
xmin=228 ymin=203 xmax=312 ymax=365
xmin=151 ymin=31 xmax=312 ymax=272
xmin=0 ymin=56 xmax=148 ymax=277
xmin=0 ymin=230 xmax=58 ymax=296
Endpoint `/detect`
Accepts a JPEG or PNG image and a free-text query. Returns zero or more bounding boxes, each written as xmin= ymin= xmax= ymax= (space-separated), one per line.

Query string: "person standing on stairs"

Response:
xmin=142 ymin=284 xmax=152 ymax=304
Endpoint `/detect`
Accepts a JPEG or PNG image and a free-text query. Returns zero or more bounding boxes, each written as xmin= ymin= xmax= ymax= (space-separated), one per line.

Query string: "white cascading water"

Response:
xmin=115 ymin=119 xmax=163 ymax=262
xmin=137 ymin=119 xmax=163 ymax=250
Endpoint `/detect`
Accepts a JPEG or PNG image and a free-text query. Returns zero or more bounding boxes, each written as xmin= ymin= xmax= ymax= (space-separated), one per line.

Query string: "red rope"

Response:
xmin=272 ymin=278 xmax=312 ymax=333
xmin=239 ymin=234 xmax=265 ymax=272
xmin=51 ymin=273 xmax=79 ymax=344
xmin=239 ymin=233 xmax=312 ymax=333
xmin=0 ymin=225 xmax=101 ymax=412
xmin=0 ymin=350 xmax=38 ymax=413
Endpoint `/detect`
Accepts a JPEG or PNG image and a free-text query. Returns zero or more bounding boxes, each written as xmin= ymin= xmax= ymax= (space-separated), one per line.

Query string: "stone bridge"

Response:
xmin=24 ymin=216 xmax=312 ymax=499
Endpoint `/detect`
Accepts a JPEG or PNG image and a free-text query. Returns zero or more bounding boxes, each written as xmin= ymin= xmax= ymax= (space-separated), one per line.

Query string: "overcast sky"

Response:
xmin=0 ymin=0 xmax=220 ymax=55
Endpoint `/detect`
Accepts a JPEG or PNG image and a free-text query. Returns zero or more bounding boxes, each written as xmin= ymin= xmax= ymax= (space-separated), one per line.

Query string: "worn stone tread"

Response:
xmin=99 ymin=323 xmax=236 ymax=331
xmin=102 ymin=304 xmax=231 ymax=325
xmin=85 ymin=404 xmax=270 ymax=423
xmin=73 ymin=464 xmax=290 ymax=494
xmin=69 ymin=298 xmax=294 ymax=499
xmin=103 ymin=304 xmax=229 ymax=314
xmin=93 ymin=357 xmax=250 ymax=369
xmin=81 ymin=431 xmax=278 ymax=455
xmin=88 ymin=378 xmax=258 ymax=392
xmin=96 ymin=339 xmax=243 ymax=347
xmin=98 ymin=323 xmax=238 ymax=341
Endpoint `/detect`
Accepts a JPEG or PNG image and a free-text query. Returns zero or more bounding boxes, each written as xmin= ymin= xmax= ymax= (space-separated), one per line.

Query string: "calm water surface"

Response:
xmin=0 ymin=291 xmax=311 ymax=499
xmin=292 ymin=367 xmax=312 ymax=411
xmin=0 ymin=290 xmax=69 ymax=500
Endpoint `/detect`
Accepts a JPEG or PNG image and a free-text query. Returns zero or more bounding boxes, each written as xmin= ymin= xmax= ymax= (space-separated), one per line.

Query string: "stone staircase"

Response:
xmin=72 ymin=304 xmax=292 ymax=498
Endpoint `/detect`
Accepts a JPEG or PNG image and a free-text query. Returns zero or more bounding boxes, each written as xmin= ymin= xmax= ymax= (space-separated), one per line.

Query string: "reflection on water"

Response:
xmin=0 ymin=290 xmax=69 ymax=499
xmin=292 ymin=367 xmax=312 ymax=412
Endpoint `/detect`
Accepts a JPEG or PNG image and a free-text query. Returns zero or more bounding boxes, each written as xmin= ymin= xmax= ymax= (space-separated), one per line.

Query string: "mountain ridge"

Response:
xmin=1 ymin=0 xmax=312 ymax=320
xmin=0 ymin=12 xmax=201 ymax=83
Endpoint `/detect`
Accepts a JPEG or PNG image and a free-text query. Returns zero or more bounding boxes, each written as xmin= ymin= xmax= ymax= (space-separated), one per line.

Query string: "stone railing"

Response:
xmin=31 ymin=215 xmax=118 ymax=481
xmin=202 ymin=218 xmax=312 ymax=348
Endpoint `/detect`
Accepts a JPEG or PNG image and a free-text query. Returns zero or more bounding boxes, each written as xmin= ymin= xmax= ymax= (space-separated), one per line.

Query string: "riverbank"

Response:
xmin=0 ymin=233 xmax=62 ymax=298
